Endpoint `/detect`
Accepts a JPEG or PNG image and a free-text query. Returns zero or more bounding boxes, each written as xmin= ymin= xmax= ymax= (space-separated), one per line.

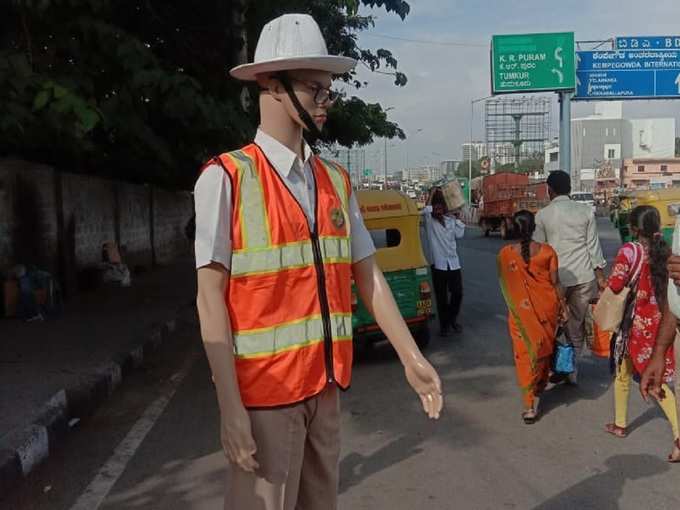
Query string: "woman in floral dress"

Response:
xmin=604 ymin=205 xmax=680 ymax=461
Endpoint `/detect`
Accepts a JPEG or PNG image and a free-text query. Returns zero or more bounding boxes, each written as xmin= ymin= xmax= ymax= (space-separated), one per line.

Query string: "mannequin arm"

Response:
xmin=352 ymin=256 xmax=443 ymax=419
xmin=197 ymin=263 xmax=259 ymax=472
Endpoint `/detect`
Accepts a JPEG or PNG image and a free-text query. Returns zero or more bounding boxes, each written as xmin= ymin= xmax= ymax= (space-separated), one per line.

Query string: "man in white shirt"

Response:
xmin=534 ymin=171 xmax=607 ymax=384
xmin=422 ymin=187 xmax=466 ymax=337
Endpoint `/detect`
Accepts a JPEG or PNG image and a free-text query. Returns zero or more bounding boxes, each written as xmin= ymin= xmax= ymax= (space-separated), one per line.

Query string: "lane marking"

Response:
xmin=69 ymin=354 xmax=198 ymax=510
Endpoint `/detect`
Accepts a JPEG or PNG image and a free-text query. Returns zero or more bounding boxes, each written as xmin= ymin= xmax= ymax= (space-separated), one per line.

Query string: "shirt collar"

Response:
xmin=552 ymin=195 xmax=571 ymax=203
xmin=254 ymin=128 xmax=314 ymax=178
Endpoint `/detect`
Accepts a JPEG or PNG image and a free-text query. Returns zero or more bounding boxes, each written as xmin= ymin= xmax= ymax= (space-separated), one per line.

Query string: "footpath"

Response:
xmin=0 ymin=258 xmax=197 ymax=495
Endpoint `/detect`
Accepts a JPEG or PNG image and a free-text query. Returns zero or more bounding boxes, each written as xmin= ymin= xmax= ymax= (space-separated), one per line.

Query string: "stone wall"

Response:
xmin=152 ymin=188 xmax=193 ymax=265
xmin=0 ymin=159 xmax=193 ymax=295
xmin=0 ymin=160 xmax=60 ymax=275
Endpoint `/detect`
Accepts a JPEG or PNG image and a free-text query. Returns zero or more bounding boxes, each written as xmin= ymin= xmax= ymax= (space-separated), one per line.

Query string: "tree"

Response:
xmin=1 ymin=0 xmax=408 ymax=188
xmin=456 ymin=160 xmax=481 ymax=179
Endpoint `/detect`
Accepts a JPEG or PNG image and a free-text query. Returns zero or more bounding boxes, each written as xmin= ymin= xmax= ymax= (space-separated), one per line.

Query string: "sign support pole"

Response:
xmin=558 ymin=90 xmax=572 ymax=186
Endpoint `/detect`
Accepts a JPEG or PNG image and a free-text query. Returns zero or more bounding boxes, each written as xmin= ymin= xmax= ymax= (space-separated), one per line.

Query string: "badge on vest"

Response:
xmin=330 ymin=208 xmax=345 ymax=229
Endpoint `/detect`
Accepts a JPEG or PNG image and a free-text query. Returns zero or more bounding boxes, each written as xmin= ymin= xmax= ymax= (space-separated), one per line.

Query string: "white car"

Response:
xmin=571 ymin=192 xmax=596 ymax=214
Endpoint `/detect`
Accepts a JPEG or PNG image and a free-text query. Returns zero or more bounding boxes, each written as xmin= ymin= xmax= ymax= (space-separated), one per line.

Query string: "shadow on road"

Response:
xmin=538 ymin=357 xmax=612 ymax=419
xmin=530 ymin=454 xmax=670 ymax=510
xmin=339 ymin=434 xmax=424 ymax=494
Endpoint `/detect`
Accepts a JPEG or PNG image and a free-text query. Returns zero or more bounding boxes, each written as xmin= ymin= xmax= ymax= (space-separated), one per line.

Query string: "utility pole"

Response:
xmin=559 ymin=91 xmax=573 ymax=186
xmin=383 ymin=138 xmax=388 ymax=189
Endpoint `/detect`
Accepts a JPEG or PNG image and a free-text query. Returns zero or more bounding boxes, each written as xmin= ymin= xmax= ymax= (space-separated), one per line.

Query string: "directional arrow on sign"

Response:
xmin=676 ymin=73 xmax=680 ymax=94
xmin=554 ymin=47 xmax=563 ymax=68
xmin=551 ymin=69 xmax=564 ymax=83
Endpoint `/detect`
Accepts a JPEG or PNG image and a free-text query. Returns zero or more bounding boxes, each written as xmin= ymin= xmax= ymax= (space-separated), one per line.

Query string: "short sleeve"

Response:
xmin=533 ymin=209 xmax=547 ymax=243
xmin=194 ymin=164 xmax=232 ymax=270
xmin=608 ymin=243 xmax=636 ymax=293
xmin=348 ymin=192 xmax=376 ymax=263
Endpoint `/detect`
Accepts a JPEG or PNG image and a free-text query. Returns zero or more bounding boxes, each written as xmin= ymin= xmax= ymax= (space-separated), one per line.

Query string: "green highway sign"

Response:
xmin=363 ymin=168 xmax=373 ymax=177
xmin=491 ymin=32 xmax=575 ymax=93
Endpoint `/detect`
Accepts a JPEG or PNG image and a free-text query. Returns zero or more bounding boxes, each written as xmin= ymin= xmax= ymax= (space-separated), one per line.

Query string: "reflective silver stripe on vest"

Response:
xmin=230 ymin=151 xmax=271 ymax=250
xmin=234 ymin=314 xmax=353 ymax=358
xmin=231 ymin=237 xmax=351 ymax=277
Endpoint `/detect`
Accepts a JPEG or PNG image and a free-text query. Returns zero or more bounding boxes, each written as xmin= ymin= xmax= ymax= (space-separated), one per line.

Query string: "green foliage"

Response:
xmin=457 ymin=160 xmax=482 ymax=179
xmin=1 ymin=0 xmax=409 ymax=187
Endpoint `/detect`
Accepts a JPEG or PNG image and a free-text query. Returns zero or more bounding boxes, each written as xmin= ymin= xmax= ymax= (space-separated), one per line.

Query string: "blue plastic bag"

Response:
xmin=553 ymin=343 xmax=576 ymax=375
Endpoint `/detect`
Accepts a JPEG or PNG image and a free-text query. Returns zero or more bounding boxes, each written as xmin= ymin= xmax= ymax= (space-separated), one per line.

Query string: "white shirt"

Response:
xmin=194 ymin=129 xmax=376 ymax=269
xmin=421 ymin=205 xmax=465 ymax=271
xmin=533 ymin=195 xmax=606 ymax=287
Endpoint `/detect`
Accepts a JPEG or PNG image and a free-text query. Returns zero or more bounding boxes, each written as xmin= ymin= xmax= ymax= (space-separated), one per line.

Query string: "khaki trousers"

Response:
xmin=224 ymin=384 xmax=340 ymax=510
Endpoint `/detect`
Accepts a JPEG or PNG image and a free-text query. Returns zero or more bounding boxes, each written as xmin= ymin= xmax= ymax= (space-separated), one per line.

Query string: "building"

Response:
xmin=546 ymin=102 xmax=676 ymax=191
xmin=404 ymin=165 xmax=441 ymax=182
xmin=544 ymin=140 xmax=560 ymax=173
xmin=462 ymin=142 xmax=487 ymax=162
xmin=621 ymin=158 xmax=680 ymax=190
xmin=440 ymin=160 xmax=459 ymax=179
xmin=319 ymin=147 xmax=366 ymax=186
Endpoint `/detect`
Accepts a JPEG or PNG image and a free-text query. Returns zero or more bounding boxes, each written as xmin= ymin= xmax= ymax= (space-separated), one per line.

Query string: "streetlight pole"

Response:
xmin=384 ymin=136 xmax=388 ymax=189
xmin=405 ymin=128 xmax=424 ymax=183
xmin=469 ymin=95 xmax=493 ymax=203
xmin=383 ymin=106 xmax=395 ymax=190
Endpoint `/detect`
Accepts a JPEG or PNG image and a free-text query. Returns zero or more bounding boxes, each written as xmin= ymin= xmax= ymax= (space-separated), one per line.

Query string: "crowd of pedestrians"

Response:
xmin=497 ymin=170 xmax=680 ymax=462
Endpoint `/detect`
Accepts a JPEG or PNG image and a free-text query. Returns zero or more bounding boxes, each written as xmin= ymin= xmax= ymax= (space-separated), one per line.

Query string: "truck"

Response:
xmin=478 ymin=172 xmax=549 ymax=239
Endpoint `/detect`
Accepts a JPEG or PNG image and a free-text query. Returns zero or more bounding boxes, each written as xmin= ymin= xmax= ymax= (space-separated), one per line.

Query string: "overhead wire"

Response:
xmin=362 ymin=32 xmax=487 ymax=48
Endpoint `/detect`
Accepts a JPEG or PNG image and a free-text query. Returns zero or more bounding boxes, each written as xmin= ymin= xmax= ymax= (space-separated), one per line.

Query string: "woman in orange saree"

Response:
xmin=498 ymin=211 xmax=568 ymax=423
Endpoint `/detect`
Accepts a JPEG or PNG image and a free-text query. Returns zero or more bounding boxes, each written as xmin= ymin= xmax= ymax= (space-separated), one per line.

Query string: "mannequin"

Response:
xmin=195 ymin=14 xmax=442 ymax=510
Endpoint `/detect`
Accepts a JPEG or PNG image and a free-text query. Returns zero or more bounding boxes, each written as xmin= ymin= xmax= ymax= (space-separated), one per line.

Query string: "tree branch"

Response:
xmin=19 ymin=1 xmax=33 ymax=70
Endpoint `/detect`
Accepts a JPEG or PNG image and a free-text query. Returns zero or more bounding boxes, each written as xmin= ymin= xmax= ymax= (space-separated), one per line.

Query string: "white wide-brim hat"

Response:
xmin=230 ymin=13 xmax=357 ymax=81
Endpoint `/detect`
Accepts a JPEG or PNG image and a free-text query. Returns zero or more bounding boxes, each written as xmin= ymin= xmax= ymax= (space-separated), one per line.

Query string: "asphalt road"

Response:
xmin=4 ymin=219 xmax=680 ymax=510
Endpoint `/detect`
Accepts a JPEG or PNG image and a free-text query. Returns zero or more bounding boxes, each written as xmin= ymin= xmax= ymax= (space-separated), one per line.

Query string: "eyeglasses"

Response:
xmin=291 ymin=79 xmax=339 ymax=105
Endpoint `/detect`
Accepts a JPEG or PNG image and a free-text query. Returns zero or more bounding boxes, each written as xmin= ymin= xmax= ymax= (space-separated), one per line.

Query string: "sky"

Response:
xmin=347 ymin=0 xmax=680 ymax=174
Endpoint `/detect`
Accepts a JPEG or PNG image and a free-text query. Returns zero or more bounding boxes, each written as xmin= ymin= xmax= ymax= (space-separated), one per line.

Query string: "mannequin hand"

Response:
xmin=404 ymin=355 xmax=443 ymax=419
xmin=221 ymin=407 xmax=259 ymax=472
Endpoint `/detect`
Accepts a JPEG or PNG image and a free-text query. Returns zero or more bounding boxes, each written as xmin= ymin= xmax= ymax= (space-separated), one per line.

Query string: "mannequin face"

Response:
xmin=260 ymin=69 xmax=334 ymax=131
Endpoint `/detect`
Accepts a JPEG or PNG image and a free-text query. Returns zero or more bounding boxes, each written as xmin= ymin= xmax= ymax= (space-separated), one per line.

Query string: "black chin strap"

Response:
xmin=277 ymin=72 xmax=323 ymax=142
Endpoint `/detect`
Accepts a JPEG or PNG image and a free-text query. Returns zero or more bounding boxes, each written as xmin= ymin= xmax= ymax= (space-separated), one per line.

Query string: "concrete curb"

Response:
xmin=0 ymin=316 xmax=181 ymax=495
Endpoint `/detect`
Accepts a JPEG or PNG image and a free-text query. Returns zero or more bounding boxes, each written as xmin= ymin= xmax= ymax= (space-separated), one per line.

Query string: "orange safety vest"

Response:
xmin=212 ymin=144 xmax=353 ymax=407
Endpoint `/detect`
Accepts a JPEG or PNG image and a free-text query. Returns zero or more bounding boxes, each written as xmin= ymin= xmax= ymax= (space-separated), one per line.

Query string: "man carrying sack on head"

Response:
xmin=194 ymin=14 xmax=443 ymax=510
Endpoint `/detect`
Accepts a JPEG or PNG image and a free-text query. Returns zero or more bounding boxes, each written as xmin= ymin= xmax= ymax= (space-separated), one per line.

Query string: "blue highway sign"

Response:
xmin=575 ymin=49 xmax=680 ymax=100
xmin=616 ymin=36 xmax=680 ymax=50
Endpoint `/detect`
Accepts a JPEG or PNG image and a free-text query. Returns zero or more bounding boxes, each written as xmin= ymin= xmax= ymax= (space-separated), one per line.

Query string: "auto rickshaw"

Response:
xmin=613 ymin=188 xmax=680 ymax=244
xmin=352 ymin=190 xmax=433 ymax=352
